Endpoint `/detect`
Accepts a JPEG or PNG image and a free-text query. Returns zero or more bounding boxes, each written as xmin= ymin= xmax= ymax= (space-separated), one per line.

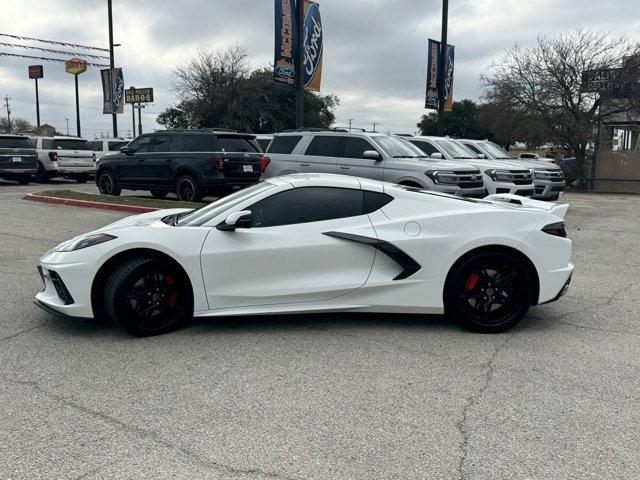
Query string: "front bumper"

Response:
xmin=433 ymin=184 xmax=487 ymax=198
xmin=489 ymin=180 xmax=535 ymax=197
xmin=532 ymin=179 xmax=566 ymax=200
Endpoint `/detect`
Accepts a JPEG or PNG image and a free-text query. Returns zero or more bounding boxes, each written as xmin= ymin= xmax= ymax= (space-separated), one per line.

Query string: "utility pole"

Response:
xmin=107 ymin=0 xmax=118 ymax=138
xmin=347 ymin=118 xmax=354 ymax=131
xmin=437 ymin=0 xmax=449 ymax=136
xmin=131 ymin=102 xmax=136 ymax=138
xmin=135 ymin=103 xmax=145 ymax=135
xmin=3 ymin=95 xmax=10 ymax=132
xmin=372 ymin=122 xmax=379 ymax=133
xmin=34 ymin=79 xmax=41 ymax=128
xmin=65 ymin=118 xmax=70 ymax=135
xmin=295 ymin=0 xmax=305 ymax=128
xmin=74 ymin=74 xmax=81 ymax=137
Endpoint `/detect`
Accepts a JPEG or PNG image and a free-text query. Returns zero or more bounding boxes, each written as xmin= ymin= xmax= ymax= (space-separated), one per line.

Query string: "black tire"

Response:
xmin=34 ymin=162 xmax=49 ymax=183
xmin=103 ymin=256 xmax=192 ymax=337
xmin=150 ymin=189 xmax=169 ymax=199
xmin=17 ymin=174 xmax=30 ymax=185
xmin=444 ymin=252 xmax=531 ymax=333
xmin=75 ymin=174 xmax=89 ymax=184
xmin=176 ymin=175 xmax=202 ymax=202
xmin=97 ymin=170 xmax=121 ymax=196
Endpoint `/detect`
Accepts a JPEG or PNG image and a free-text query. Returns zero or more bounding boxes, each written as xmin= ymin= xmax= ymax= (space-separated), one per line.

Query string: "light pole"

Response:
xmin=437 ymin=0 xmax=449 ymax=136
xmin=108 ymin=0 xmax=118 ymax=138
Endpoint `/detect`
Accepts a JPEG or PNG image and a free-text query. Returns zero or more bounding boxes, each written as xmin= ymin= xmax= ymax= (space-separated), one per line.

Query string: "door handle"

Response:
xmin=300 ymin=162 xmax=310 ymax=167
xmin=339 ymin=165 xmax=351 ymax=170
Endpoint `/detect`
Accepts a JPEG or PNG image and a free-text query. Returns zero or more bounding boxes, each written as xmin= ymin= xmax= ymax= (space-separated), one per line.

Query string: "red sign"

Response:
xmin=28 ymin=65 xmax=43 ymax=79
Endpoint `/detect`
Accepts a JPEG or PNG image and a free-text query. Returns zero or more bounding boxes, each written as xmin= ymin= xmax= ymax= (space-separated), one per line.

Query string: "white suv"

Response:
xmin=30 ymin=136 xmax=96 ymax=183
xmin=262 ymin=130 xmax=487 ymax=197
xmin=460 ymin=139 xmax=565 ymax=200
xmin=88 ymin=138 xmax=130 ymax=161
xmin=407 ymin=136 xmax=535 ymax=197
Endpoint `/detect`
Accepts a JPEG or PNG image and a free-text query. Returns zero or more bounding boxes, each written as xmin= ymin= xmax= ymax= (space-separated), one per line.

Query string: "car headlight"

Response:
xmin=485 ymin=169 xmax=514 ymax=182
xmin=426 ymin=171 xmax=459 ymax=184
xmin=532 ymin=169 xmax=562 ymax=180
xmin=54 ymin=233 xmax=117 ymax=252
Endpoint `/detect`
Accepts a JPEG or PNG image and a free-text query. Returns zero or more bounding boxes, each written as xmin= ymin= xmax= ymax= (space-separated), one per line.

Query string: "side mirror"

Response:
xmin=120 ymin=146 xmax=135 ymax=155
xmin=430 ymin=152 xmax=443 ymax=159
xmin=362 ymin=150 xmax=382 ymax=161
xmin=217 ymin=210 xmax=252 ymax=231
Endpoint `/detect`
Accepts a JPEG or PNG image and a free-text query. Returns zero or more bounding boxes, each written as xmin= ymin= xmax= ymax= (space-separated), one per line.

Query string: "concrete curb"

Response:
xmin=24 ymin=193 xmax=159 ymax=214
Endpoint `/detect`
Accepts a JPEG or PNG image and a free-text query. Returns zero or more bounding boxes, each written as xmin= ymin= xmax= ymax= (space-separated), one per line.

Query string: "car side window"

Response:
xmin=128 ymin=135 xmax=152 ymax=153
xmin=411 ymin=140 xmax=438 ymax=156
xmin=151 ymin=134 xmax=172 ymax=152
xmin=268 ymin=135 xmax=302 ymax=154
xmin=343 ymin=138 xmax=377 ymax=159
xmin=304 ymin=136 xmax=342 ymax=157
xmin=42 ymin=139 xmax=53 ymax=149
xmin=465 ymin=143 xmax=482 ymax=155
xmin=250 ymin=187 xmax=364 ymax=228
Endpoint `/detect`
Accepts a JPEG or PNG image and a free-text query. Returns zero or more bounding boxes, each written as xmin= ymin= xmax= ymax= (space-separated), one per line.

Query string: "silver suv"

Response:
xmin=262 ymin=130 xmax=487 ymax=197
xmin=407 ymin=136 xmax=535 ymax=197
xmin=459 ymin=139 xmax=565 ymax=200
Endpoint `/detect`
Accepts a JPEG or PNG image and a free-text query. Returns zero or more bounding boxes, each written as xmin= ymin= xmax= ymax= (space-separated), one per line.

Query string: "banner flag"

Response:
xmin=274 ymin=0 xmax=323 ymax=91
xmin=425 ymin=39 xmax=455 ymax=111
xmin=101 ymin=68 xmax=125 ymax=114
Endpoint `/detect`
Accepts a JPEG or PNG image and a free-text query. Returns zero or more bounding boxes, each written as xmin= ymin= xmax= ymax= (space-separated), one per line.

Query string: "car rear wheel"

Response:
xmin=176 ymin=175 xmax=202 ymax=202
xmin=97 ymin=171 xmax=121 ymax=196
xmin=34 ymin=162 xmax=49 ymax=183
xmin=103 ymin=256 xmax=192 ymax=337
xmin=445 ymin=252 xmax=531 ymax=333
xmin=17 ymin=174 xmax=30 ymax=185
xmin=150 ymin=189 xmax=169 ymax=199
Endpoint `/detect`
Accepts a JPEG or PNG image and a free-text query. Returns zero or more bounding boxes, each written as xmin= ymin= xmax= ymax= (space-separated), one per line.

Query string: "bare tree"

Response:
xmin=482 ymin=30 xmax=640 ymax=168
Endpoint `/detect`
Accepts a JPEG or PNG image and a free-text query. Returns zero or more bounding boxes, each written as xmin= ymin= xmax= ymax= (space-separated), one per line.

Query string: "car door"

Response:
xmin=143 ymin=133 xmax=175 ymax=186
xmin=200 ymin=186 xmax=377 ymax=310
xmin=338 ymin=137 xmax=384 ymax=180
xmin=299 ymin=135 xmax=342 ymax=174
xmin=117 ymin=134 xmax=153 ymax=184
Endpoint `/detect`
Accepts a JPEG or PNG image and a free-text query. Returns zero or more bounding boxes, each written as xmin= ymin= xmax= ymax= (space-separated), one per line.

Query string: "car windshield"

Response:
xmin=0 ymin=137 xmax=32 ymax=148
xmin=372 ymin=135 xmax=427 ymax=158
xmin=54 ymin=139 xmax=93 ymax=151
xmin=177 ymin=182 xmax=276 ymax=226
xmin=434 ymin=139 xmax=476 ymax=159
xmin=481 ymin=141 xmax=511 ymax=159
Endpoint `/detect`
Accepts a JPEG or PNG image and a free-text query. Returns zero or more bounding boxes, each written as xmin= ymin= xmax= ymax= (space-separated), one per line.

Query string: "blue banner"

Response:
xmin=425 ymin=39 xmax=455 ymax=111
xmin=274 ymin=0 xmax=297 ymax=86
xmin=101 ymin=67 xmax=125 ymax=114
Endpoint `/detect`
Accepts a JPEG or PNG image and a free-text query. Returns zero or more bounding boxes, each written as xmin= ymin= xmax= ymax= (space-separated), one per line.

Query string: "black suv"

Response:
xmin=0 ymin=134 xmax=38 ymax=185
xmin=95 ymin=130 xmax=267 ymax=201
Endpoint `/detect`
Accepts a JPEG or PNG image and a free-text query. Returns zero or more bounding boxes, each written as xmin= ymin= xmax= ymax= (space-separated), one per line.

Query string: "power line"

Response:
xmin=0 ymin=32 xmax=108 ymax=52
xmin=0 ymin=41 xmax=110 ymax=60
xmin=0 ymin=51 xmax=109 ymax=68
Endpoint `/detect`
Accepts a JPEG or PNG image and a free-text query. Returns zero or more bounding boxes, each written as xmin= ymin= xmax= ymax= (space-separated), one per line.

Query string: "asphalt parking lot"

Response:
xmin=1 ymin=181 xmax=639 ymax=479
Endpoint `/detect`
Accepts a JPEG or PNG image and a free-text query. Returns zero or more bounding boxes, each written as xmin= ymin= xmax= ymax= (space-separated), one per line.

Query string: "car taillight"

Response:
xmin=48 ymin=151 xmax=58 ymax=162
xmin=260 ymin=156 xmax=271 ymax=173
xmin=542 ymin=222 xmax=567 ymax=238
xmin=209 ymin=155 xmax=223 ymax=170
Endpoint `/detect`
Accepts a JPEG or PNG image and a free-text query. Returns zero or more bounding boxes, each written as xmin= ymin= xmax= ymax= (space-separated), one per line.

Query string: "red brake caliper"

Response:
xmin=165 ymin=274 xmax=178 ymax=307
xmin=464 ymin=272 xmax=480 ymax=294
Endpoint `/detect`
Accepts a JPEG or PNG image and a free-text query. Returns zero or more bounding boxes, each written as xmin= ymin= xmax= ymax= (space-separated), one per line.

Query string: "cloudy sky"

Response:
xmin=1 ymin=0 xmax=638 ymax=138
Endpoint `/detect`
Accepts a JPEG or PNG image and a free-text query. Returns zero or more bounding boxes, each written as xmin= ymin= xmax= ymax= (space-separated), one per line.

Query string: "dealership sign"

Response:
xmin=274 ymin=0 xmax=323 ymax=91
xmin=28 ymin=65 xmax=43 ymax=79
xmin=65 ymin=57 xmax=87 ymax=75
xmin=101 ymin=68 xmax=125 ymax=114
xmin=425 ymin=39 xmax=455 ymax=111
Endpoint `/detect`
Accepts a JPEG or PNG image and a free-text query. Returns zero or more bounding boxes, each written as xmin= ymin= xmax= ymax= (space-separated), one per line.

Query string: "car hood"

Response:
xmin=397 ymin=157 xmax=480 ymax=172
xmin=449 ymin=158 xmax=531 ymax=171
xmin=507 ymin=158 xmax=562 ymax=171
xmin=97 ymin=208 xmax=194 ymax=233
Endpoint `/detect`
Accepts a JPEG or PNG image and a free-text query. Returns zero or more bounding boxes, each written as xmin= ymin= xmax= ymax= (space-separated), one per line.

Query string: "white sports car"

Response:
xmin=35 ymin=174 xmax=573 ymax=337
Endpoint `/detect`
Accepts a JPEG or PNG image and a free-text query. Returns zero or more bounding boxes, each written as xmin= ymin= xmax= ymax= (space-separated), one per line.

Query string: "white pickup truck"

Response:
xmin=29 ymin=136 xmax=96 ymax=183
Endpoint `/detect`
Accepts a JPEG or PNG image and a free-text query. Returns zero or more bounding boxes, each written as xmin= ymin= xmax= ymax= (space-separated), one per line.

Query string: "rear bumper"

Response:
xmin=539 ymin=271 xmax=572 ymax=305
xmin=57 ymin=165 xmax=95 ymax=174
xmin=0 ymin=168 xmax=37 ymax=175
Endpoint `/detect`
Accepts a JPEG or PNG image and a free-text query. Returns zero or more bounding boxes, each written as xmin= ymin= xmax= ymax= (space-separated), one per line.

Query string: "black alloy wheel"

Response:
xmin=176 ymin=175 xmax=202 ymax=202
xmin=445 ymin=252 xmax=531 ymax=332
xmin=97 ymin=171 xmax=121 ymax=196
xmin=34 ymin=162 xmax=49 ymax=183
xmin=104 ymin=256 xmax=192 ymax=336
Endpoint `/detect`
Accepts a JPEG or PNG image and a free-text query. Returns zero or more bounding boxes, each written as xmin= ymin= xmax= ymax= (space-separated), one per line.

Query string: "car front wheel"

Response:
xmin=97 ymin=171 xmax=121 ymax=196
xmin=445 ymin=252 xmax=531 ymax=333
xmin=103 ymin=256 xmax=192 ymax=337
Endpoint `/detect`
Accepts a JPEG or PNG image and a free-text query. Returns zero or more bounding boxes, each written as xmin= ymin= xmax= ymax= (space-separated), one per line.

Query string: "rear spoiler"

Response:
xmin=483 ymin=194 xmax=569 ymax=219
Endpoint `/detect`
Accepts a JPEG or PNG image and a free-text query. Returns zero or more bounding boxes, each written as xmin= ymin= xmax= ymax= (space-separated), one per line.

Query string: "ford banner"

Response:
xmin=101 ymin=67 xmax=125 ymax=115
xmin=425 ymin=39 xmax=455 ymax=111
xmin=274 ymin=0 xmax=323 ymax=91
